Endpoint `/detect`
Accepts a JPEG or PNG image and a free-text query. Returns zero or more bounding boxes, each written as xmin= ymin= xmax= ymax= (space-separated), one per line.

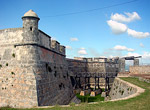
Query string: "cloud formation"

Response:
xmin=107 ymin=20 xmax=128 ymax=34
xmin=107 ymin=12 xmax=150 ymax=38
xmin=143 ymin=52 xmax=150 ymax=59
xmin=114 ymin=45 xmax=134 ymax=52
xmin=111 ymin=12 xmax=140 ymax=23
xmin=127 ymin=28 xmax=150 ymax=38
xmin=70 ymin=38 xmax=78 ymax=41
xmin=66 ymin=45 xmax=72 ymax=50
xmin=127 ymin=52 xmax=140 ymax=57
xmin=126 ymin=52 xmax=150 ymax=64
xmin=51 ymin=37 xmax=57 ymax=40
xmin=78 ymin=48 xmax=87 ymax=55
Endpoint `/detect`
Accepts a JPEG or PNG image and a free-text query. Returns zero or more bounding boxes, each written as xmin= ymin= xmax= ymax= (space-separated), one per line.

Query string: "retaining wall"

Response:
xmin=109 ymin=78 xmax=144 ymax=100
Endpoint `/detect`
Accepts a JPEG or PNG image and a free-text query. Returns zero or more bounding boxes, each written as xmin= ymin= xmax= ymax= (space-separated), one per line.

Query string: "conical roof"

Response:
xmin=22 ymin=10 xmax=39 ymax=19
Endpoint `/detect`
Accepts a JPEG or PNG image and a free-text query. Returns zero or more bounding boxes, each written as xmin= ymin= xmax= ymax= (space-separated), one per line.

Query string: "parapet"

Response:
xmin=73 ymin=57 xmax=108 ymax=63
xmin=60 ymin=45 xmax=66 ymax=55
xmin=51 ymin=40 xmax=65 ymax=55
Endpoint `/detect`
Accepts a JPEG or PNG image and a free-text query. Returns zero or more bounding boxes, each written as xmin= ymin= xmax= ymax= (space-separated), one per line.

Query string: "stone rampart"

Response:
xmin=108 ymin=78 xmax=144 ymax=101
xmin=0 ymin=10 xmax=73 ymax=108
xmin=129 ymin=65 xmax=150 ymax=74
xmin=67 ymin=57 xmax=118 ymax=89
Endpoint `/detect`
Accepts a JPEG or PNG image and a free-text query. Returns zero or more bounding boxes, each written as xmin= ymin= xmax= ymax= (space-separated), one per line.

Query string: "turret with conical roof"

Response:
xmin=22 ymin=10 xmax=40 ymax=43
xmin=23 ymin=10 xmax=39 ymax=19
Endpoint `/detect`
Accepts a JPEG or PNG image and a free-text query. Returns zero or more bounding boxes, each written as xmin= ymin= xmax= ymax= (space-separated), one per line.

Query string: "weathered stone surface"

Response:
xmin=108 ymin=78 xmax=137 ymax=100
xmin=130 ymin=65 xmax=150 ymax=74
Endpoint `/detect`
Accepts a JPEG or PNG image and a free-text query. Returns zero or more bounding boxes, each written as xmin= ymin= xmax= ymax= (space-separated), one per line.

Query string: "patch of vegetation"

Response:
xmin=11 ymin=72 xmax=15 ymax=75
xmin=76 ymin=93 xmax=104 ymax=103
xmin=69 ymin=102 xmax=75 ymax=106
xmin=6 ymin=63 xmax=8 ymax=66
xmin=116 ymin=86 xmax=118 ymax=89
xmin=0 ymin=64 xmax=2 ymax=68
xmin=121 ymin=90 xmax=124 ymax=95
xmin=12 ymin=53 xmax=15 ymax=58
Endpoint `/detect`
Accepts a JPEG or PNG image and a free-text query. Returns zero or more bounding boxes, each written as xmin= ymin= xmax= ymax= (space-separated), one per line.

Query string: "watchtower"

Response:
xmin=22 ymin=10 xmax=40 ymax=43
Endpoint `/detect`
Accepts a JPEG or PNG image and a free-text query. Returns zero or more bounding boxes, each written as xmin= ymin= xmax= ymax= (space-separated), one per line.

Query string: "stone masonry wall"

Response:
xmin=0 ymin=27 xmax=74 ymax=108
xmin=130 ymin=65 xmax=150 ymax=74
xmin=67 ymin=58 xmax=118 ymax=89
xmin=0 ymin=44 xmax=38 ymax=107
xmin=35 ymin=46 xmax=74 ymax=106
xmin=0 ymin=28 xmax=38 ymax=108
xmin=109 ymin=78 xmax=137 ymax=100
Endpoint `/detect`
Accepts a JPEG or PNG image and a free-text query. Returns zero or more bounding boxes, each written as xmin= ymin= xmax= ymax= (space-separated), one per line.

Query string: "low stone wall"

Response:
xmin=108 ymin=78 xmax=144 ymax=101
xmin=130 ymin=65 xmax=150 ymax=74
xmin=139 ymin=77 xmax=150 ymax=83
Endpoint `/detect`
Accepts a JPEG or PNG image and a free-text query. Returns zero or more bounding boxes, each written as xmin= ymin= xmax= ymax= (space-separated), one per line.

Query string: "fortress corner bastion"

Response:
xmin=0 ymin=10 xmax=75 ymax=108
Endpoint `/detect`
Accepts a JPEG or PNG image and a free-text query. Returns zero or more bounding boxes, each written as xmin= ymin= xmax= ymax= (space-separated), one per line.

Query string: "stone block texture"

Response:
xmin=109 ymin=78 xmax=137 ymax=100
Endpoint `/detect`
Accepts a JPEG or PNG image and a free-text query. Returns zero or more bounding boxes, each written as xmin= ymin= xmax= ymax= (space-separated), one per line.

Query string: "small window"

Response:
xmin=30 ymin=27 xmax=32 ymax=31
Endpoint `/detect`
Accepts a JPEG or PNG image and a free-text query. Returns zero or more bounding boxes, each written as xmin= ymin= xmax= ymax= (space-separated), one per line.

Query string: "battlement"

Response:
xmin=74 ymin=57 xmax=108 ymax=63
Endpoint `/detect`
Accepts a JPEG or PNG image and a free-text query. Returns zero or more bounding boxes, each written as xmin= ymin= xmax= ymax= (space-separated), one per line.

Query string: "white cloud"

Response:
xmin=78 ymin=48 xmax=87 ymax=55
xmin=51 ymin=37 xmax=57 ymax=40
xmin=80 ymin=47 xmax=85 ymax=50
xmin=142 ymin=52 xmax=150 ymax=59
xmin=140 ymin=43 xmax=144 ymax=48
xmin=107 ymin=20 xmax=128 ymax=34
xmin=107 ymin=12 xmax=150 ymax=39
xmin=66 ymin=45 xmax=72 ymax=50
xmin=127 ymin=52 xmax=140 ymax=57
xmin=70 ymin=38 xmax=78 ymax=41
xmin=126 ymin=52 xmax=150 ymax=64
xmin=114 ymin=45 xmax=134 ymax=52
xmin=111 ymin=12 xmax=141 ymax=23
xmin=127 ymin=28 xmax=150 ymax=38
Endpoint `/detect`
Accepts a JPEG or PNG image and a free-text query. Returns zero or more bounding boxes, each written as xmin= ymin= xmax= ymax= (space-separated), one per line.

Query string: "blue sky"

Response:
xmin=0 ymin=0 xmax=150 ymax=64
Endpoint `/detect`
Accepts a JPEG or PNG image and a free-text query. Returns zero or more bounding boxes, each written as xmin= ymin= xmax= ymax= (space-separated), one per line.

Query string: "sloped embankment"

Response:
xmin=108 ymin=77 xmax=145 ymax=101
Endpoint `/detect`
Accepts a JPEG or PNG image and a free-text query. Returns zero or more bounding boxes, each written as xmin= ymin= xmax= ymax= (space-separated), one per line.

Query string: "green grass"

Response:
xmin=76 ymin=93 xmax=104 ymax=102
xmin=1 ymin=77 xmax=150 ymax=110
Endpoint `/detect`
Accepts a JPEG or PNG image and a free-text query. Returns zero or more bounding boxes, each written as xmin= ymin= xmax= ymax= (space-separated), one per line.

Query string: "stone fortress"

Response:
xmin=0 ymin=10 xmax=147 ymax=108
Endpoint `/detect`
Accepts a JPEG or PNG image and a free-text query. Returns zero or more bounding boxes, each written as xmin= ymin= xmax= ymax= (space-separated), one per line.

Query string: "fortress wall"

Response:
xmin=0 ymin=45 xmax=38 ymax=108
xmin=67 ymin=59 xmax=87 ymax=86
xmin=67 ymin=58 xmax=87 ymax=74
xmin=108 ymin=78 xmax=144 ymax=101
xmin=87 ymin=62 xmax=106 ymax=73
xmin=0 ymin=28 xmax=71 ymax=108
xmin=0 ymin=28 xmax=23 ymax=45
xmin=67 ymin=58 xmax=117 ymax=89
xmin=130 ymin=65 xmax=150 ymax=74
xmin=0 ymin=35 xmax=74 ymax=108
xmin=38 ymin=30 xmax=51 ymax=49
xmin=109 ymin=78 xmax=137 ymax=100
xmin=35 ymin=46 xmax=74 ymax=106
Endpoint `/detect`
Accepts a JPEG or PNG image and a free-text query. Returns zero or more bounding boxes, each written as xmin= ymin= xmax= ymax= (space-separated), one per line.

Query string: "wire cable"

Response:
xmin=41 ymin=0 xmax=138 ymax=17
